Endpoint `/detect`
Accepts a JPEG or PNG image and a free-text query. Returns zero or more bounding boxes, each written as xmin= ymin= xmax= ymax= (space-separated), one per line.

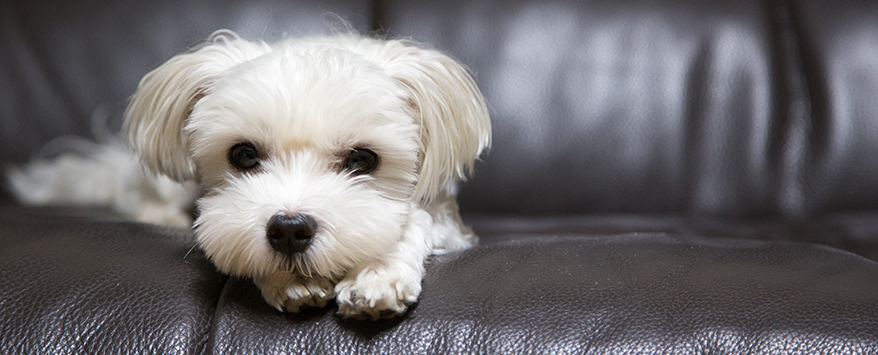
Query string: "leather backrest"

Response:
xmin=791 ymin=0 xmax=878 ymax=217
xmin=3 ymin=0 xmax=878 ymax=218
xmin=378 ymin=0 xmax=878 ymax=218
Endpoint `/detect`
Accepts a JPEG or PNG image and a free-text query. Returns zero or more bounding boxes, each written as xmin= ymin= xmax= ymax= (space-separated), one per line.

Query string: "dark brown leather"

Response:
xmin=2 ymin=0 xmax=878 ymax=354
xmin=3 ymin=206 xmax=877 ymax=354
xmin=0 ymin=206 xmax=224 ymax=354
xmin=210 ymin=233 xmax=878 ymax=354
xmin=378 ymin=0 xmax=878 ymax=218
xmin=5 ymin=0 xmax=878 ymax=218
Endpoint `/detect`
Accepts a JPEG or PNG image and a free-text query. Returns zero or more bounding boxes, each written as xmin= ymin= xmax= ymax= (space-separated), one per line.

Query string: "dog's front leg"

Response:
xmin=334 ymin=207 xmax=435 ymax=320
xmin=254 ymin=272 xmax=336 ymax=313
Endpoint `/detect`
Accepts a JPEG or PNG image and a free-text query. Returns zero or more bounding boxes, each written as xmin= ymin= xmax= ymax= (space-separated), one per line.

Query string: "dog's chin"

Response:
xmin=192 ymin=161 xmax=411 ymax=281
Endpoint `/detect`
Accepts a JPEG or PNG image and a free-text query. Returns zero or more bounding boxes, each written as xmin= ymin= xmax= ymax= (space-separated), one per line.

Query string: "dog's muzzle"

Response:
xmin=266 ymin=213 xmax=317 ymax=256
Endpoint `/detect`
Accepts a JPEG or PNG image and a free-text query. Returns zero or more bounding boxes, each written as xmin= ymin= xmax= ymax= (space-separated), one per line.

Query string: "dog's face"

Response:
xmin=188 ymin=44 xmax=420 ymax=279
xmin=124 ymin=32 xmax=490 ymax=283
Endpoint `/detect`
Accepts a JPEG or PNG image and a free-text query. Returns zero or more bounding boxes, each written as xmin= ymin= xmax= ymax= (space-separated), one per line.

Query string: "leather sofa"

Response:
xmin=3 ymin=0 xmax=878 ymax=353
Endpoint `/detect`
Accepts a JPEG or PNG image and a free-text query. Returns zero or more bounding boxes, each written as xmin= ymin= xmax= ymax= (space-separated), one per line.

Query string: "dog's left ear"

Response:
xmin=124 ymin=31 xmax=270 ymax=181
xmin=377 ymin=40 xmax=492 ymax=202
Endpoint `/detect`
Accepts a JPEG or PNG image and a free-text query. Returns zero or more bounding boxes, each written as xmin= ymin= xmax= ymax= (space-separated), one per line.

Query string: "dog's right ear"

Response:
xmin=124 ymin=31 xmax=271 ymax=181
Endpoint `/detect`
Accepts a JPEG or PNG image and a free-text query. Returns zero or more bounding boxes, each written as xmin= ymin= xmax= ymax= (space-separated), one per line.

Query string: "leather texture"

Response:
xmin=2 ymin=0 xmax=878 ymax=354
xmin=6 ymin=0 xmax=878 ymax=218
xmin=209 ymin=232 xmax=878 ymax=354
xmin=378 ymin=0 xmax=878 ymax=218
xmin=0 ymin=205 xmax=224 ymax=354
xmin=3 ymin=205 xmax=877 ymax=354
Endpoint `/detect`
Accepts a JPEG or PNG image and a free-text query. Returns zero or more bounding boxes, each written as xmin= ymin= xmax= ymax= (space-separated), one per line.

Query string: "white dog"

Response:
xmin=7 ymin=31 xmax=491 ymax=319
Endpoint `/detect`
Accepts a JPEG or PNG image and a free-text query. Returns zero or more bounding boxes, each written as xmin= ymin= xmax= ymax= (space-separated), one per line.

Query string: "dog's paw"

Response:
xmin=256 ymin=275 xmax=335 ymax=313
xmin=334 ymin=265 xmax=421 ymax=320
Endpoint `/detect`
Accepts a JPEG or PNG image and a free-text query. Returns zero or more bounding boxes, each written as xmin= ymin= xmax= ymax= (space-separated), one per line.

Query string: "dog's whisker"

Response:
xmin=183 ymin=243 xmax=199 ymax=260
xmin=296 ymin=256 xmax=313 ymax=279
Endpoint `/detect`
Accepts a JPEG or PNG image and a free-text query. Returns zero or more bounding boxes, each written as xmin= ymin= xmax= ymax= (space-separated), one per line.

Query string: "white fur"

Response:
xmin=9 ymin=31 xmax=491 ymax=319
xmin=5 ymin=137 xmax=198 ymax=227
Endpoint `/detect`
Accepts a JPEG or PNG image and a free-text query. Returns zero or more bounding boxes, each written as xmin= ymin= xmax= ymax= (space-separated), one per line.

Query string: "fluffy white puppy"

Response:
xmin=119 ymin=31 xmax=491 ymax=319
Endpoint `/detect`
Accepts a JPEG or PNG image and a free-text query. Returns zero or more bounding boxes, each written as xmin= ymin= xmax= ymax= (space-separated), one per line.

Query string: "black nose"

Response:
xmin=266 ymin=213 xmax=317 ymax=256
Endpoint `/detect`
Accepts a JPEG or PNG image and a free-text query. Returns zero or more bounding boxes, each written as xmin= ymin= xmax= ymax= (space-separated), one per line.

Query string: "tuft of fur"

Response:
xmin=5 ymin=137 xmax=197 ymax=227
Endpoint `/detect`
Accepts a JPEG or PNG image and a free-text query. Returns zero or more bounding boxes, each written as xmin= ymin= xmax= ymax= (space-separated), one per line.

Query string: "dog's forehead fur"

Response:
xmin=191 ymin=42 xmax=415 ymax=146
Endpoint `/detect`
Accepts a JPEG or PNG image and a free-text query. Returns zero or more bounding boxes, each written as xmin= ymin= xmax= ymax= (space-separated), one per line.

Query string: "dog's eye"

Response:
xmin=343 ymin=148 xmax=379 ymax=175
xmin=229 ymin=143 xmax=260 ymax=170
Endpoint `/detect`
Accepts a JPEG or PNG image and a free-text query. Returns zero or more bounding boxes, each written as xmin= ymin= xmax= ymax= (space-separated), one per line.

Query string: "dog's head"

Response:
xmin=124 ymin=31 xmax=490 ymax=280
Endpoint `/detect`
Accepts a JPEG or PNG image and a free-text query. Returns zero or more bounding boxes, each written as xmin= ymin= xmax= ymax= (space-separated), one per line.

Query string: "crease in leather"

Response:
xmin=199 ymin=273 xmax=231 ymax=355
